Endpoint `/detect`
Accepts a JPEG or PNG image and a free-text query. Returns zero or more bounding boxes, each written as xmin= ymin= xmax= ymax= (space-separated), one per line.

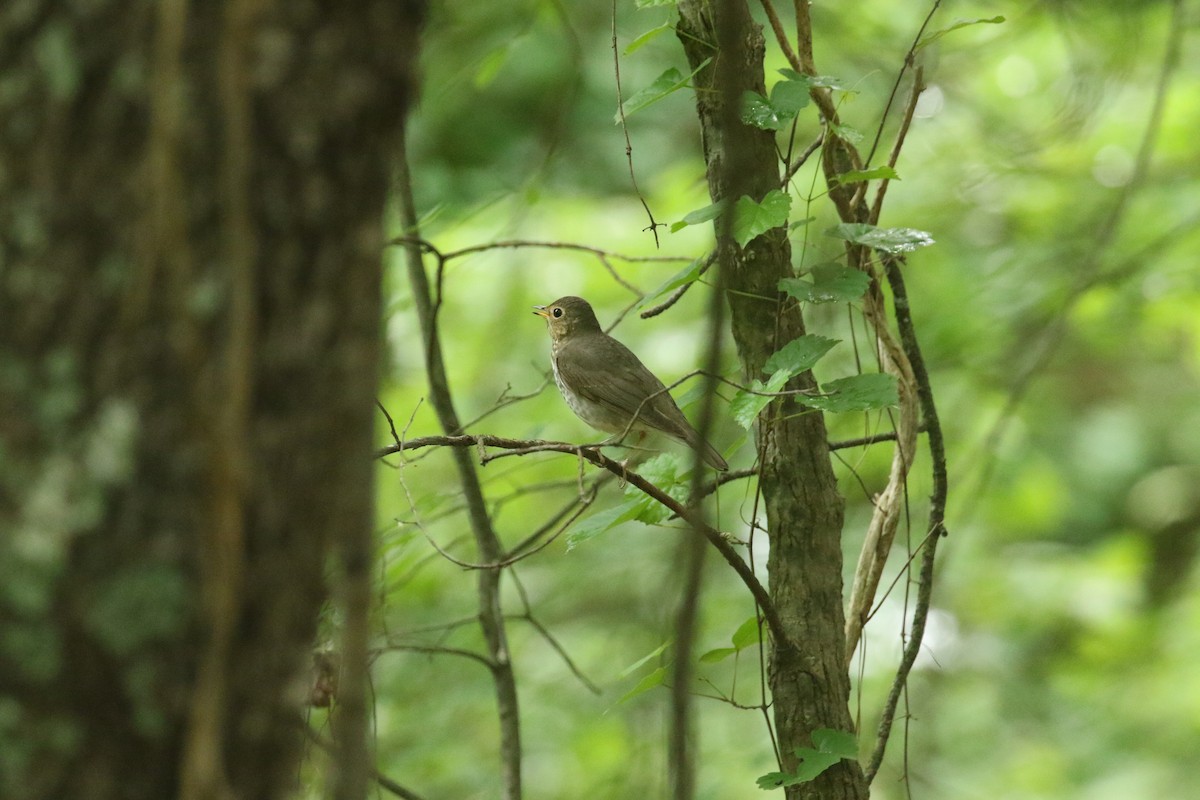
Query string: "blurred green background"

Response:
xmin=311 ymin=1 xmax=1200 ymax=797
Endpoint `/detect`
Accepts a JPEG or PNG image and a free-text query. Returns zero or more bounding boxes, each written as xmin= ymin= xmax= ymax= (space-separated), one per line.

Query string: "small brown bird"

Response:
xmin=534 ymin=296 xmax=728 ymax=471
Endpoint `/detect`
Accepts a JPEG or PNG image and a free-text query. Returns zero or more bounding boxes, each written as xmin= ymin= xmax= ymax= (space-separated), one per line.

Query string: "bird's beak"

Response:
xmin=532 ymin=305 xmax=550 ymax=319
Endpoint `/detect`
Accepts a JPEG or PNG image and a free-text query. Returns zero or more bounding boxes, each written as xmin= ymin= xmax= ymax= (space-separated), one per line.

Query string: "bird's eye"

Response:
xmin=552 ymin=307 xmax=563 ymax=318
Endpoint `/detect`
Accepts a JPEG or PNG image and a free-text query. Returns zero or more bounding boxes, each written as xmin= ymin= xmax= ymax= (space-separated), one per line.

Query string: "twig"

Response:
xmin=379 ymin=432 xmax=791 ymax=649
xmin=612 ymin=0 xmax=663 ymax=245
xmin=303 ymin=727 xmax=428 ymax=800
xmin=510 ymin=572 xmax=602 ymax=695
xmin=864 ymin=254 xmax=949 ymax=784
xmin=864 ymin=1 xmax=941 ymax=168
xmin=395 ymin=119 xmax=523 ymax=799
xmin=869 ymin=66 xmax=925 ymax=226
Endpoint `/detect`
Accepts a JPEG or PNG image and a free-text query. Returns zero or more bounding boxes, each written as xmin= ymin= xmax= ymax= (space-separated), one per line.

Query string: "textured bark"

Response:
xmin=0 ymin=2 xmax=421 ymax=798
xmin=676 ymin=2 xmax=868 ymax=798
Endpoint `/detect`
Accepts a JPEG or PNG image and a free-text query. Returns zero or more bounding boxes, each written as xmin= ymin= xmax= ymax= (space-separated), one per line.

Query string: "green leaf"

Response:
xmin=776 ymin=69 xmax=847 ymax=91
xmin=756 ymin=729 xmax=858 ymax=789
xmin=474 ymin=43 xmax=515 ymax=89
xmin=615 ymin=58 xmax=711 ymax=122
xmin=624 ymin=22 xmax=673 ymax=55
xmin=730 ymin=616 xmax=762 ymax=650
xmin=733 ymin=190 xmax=791 ymax=247
xmin=763 ymin=335 xmax=839 ymax=377
xmin=623 ymin=454 xmax=688 ymax=523
xmin=811 ymin=728 xmax=858 ymax=759
xmin=740 ymin=77 xmax=811 ymax=131
xmin=619 ymin=641 xmax=671 ymax=678
xmin=730 ymin=369 xmax=790 ymax=429
xmin=779 ymin=265 xmax=871 ymax=304
xmin=825 ymin=222 xmax=935 ymax=254
xmin=800 ymin=373 xmax=898 ymax=413
xmin=918 ymin=16 xmax=1006 ymax=50
xmin=635 ymin=0 xmax=677 ymax=7
xmin=741 ymin=91 xmax=788 ymax=131
xmin=619 ymin=665 xmax=667 ymax=704
xmin=699 ymin=647 xmax=738 ymax=664
xmin=670 ymin=199 xmax=728 ymax=233
xmin=639 ymin=258 xmax=707 ymax=306
xmin=565 ymin=502 xmax=640 ymax=550
xmin=828 ymin=122 xmax=864 ymax=144
xmin=833 ymin=165 xmax=900 ymax=185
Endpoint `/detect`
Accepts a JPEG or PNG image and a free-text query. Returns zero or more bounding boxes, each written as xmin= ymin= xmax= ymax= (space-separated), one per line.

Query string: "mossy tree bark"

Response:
xmin=676 ymin=2 xmax=869 ymax=798
xmin=0 ymin=2 xmax=422 ymax=798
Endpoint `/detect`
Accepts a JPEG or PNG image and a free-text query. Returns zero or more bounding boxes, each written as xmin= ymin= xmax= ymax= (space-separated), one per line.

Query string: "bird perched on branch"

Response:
xmin=534 ymin=295 xmax=728 ymax=471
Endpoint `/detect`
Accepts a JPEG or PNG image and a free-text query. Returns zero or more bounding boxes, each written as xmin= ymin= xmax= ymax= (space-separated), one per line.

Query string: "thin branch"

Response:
xmin=395 ymin=119 xmax=523 ymax=799
xmin=380 ymin=433 xmax=791 ymax=649
xmin=864 ymin=254 xmax=949 ymax=784
xmin=864 ymin=0 xmax=941 ymax=168
xmin=869 ymin=66 xmax=925 ymax=226
xmin=612 ymin=0 xmax=663 ymax=245
xmin=756 ymin=0 xmax=803 ymax=73
xmin=303 ymin=727 xmax=428 ymax=800
xmin=510 ymin=572 xmax=602 ymax=695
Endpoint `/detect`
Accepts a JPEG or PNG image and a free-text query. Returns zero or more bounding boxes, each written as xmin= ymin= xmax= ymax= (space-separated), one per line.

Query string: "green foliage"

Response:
xmin=733 ymin=190 xmax=791 ymax=247
xmin=803 ymin=373 xmax=898 ymax=413
xmin=565 ymin=455 xmax=688 ymax=548
xmin=615 ymin=59 xmax=711 ymax=121
xmin=756 ymin=729 xmax=858 ymax=790
xmin=779 ymin=265 xmax=871 ymax=304
xmin=833 ymin=165 xmax=900 ymax=185
xmin=763 ymin=335 xmax=840 ymax=376
xmin=825 ymin=222 xmax=935 ymax=254
xmin=699 ymin=616 xmax=762 ymax=663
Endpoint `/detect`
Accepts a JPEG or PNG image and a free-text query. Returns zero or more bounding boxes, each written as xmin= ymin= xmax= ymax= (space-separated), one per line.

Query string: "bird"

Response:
xmin=533 ymin=295 xmax=728 ymax=471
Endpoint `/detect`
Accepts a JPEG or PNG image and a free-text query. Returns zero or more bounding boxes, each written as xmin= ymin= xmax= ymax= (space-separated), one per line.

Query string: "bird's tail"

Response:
xmin=679 ymin=427 xmax=728 ymax=471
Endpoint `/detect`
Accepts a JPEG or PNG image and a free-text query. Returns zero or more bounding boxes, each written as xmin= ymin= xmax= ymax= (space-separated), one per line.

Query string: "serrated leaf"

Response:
xmin=624 ymin=454 xmax=688 ymax=523
xmin=699 ymin=647 xmax=738 ymax=664
xmin=741 ymin=91 xmax=788 ymax=131
xmin=619 ymin=665 xmax=667 ymax=704
xmin=763 ymin=335 xmax=839 ymax=377
xmin=833 ymin=165 xmax=900 ymax=185
xmin=756 ymin=729 xmax=857 ymax=789
xmin=918 ymin=16 xmax=1006 ymax=49
xmin=730 ymin=616 xmax=762 ymax=650
xmin=730 ymin=370 xmax=790 ymax=429
xmin=770 ymin=78 xmax=810 ymax=115
xmin=828 ymin=122 xmax=864 ymax=144
xmin=826 ymin=222 xmax=935 ymax=254
xmin=776 ymin=70 xmax=846 ymax=91
xmin=639 ymin=258 xmax=707 ymax=306
xmin=740 ymin=78 xmax=811 ymax=131
xmin=811 ymin=728 xmax=858 ymax=758
xmin=779 ymin=265 xmax=871 ymax=304
xmin=733 ymin=190 xmax=791 ymax=247
xmin=800 ymin=373 xmax=898 ymax=413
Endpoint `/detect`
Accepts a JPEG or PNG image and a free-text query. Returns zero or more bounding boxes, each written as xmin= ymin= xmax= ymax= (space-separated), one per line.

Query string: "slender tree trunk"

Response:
xmin=0 ymin=2 xmax=422 ymax=798
xmin=676 ymin=2 xmax=868 ymax=798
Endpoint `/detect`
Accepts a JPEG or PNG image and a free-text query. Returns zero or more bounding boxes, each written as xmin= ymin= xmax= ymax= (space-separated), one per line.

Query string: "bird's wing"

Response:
xmin=556 ymin=334 xmax=692 ymax=437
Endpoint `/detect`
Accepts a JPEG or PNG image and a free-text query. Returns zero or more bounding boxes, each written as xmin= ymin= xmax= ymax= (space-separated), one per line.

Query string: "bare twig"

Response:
xmin=864 ymin=1 xmax=941 ymax=168
xmin=612 ymin=0 xmax=663 ymax=245
xmin=864 ymin=254 xmax=949 ymax=784
xmin=869 ymin=66 xmax=925 ymax=226
xmin=639 ymin=253 xmax=717 ymax=319
xmin=395 ymin=120 xmax=523 ymax=799
xmin=378 ymin=432 xmax=790 ymax=649
xmin=303 ymin=727 xmax=428 ymax=800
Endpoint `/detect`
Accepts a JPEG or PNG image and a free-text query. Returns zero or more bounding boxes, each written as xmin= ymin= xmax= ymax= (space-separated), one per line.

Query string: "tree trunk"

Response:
xmin=0 ymin=2 xmax=422 ymax=798
xmin=676 ymin=2 xmax=868 ymax=798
